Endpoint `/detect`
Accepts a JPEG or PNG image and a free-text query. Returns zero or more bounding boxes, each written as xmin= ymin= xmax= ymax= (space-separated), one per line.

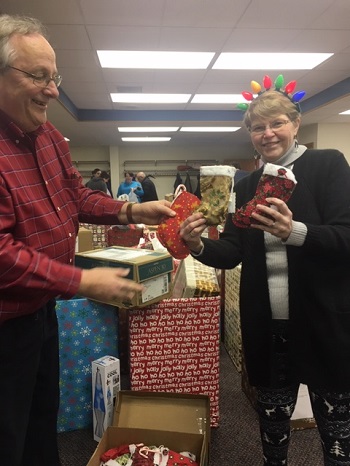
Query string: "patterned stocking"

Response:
xmin=232 ymin=163 xmax=297 ymax=228
xmin=195 ymin=165 xmax=236 ymax=226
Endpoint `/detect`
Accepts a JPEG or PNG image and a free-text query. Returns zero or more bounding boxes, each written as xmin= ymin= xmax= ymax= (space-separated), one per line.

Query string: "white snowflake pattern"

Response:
xmin=76 ymin=320 xmax=83 ymax=328
xmin=93 ymin=346 xmax=102 ymax=354
xmin=62 ymin=368 xmax=69 ymax=375
xmin=337 ymin=405 xmax=348 ymax=414
xmin=82 ymin=365 xmax=91 ymax=375
xmin=73 ymin=339 xmax=81 ymax=346
xmin=76 ymin=377 xmax=82 ymax=384
xmin=72 ymin=301 xmax=79 ymax=307
xmin=80 ymin=326 xmax=91 ymax=337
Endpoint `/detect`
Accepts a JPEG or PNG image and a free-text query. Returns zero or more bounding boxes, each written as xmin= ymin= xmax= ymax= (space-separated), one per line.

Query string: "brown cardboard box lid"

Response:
xmin=114 ymin=390 xmax=210 ymax=441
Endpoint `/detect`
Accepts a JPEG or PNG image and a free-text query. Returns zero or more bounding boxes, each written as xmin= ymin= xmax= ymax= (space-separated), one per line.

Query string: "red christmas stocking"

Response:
xmin=157 ymin=184 xmax=201 ymax=259
xmin=232 ymin=163 xmax=297 ymax=228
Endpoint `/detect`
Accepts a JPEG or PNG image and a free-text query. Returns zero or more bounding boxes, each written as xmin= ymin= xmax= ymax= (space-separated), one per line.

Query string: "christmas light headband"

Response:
xmin=237 ymin=74 xmax=306 ymax=113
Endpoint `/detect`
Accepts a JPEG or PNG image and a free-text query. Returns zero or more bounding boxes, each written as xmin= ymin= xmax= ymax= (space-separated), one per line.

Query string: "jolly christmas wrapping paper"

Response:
xmin=56 ymin=298 xmax=119 ymax=432
xmin=129 ymin=296 xmax=220 ymax=426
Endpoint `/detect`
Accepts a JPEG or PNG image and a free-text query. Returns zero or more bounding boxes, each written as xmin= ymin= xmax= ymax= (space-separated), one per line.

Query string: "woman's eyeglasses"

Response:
xmin=250 ymin=120 xmax=291 ymax=135
xmin=7 ymin=66 xmax=62 ymax=88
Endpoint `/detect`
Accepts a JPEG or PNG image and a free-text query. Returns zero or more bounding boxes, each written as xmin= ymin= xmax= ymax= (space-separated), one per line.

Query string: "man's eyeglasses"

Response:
xmin=250 ymin=120 xmax=291 ymax=135
xmin=7 ymin=66 xmax=62 ymax=88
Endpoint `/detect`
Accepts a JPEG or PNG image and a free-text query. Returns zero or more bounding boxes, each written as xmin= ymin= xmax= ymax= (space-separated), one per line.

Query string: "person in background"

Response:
xmin=136 ymin=171 xmax=159 ymax=202
xmin=100 ymin=170 xmax=112 ymax=196
xmin=85 ymin=169 xmax=108 ymax=193
xmin=179 ymin=78 xmax=350 ymax=466
xmin=85 ymin=167 xmax=101 ymax=186
xmin=0 ymin=14 xmax=175 ymax=466
xmin=117 ymin=171 xmax=144 ymax=202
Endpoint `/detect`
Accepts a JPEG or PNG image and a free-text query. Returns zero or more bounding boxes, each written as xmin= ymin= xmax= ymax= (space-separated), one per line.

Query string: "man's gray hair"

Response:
xmin=0 ymin=14 xmax=47 ymax=71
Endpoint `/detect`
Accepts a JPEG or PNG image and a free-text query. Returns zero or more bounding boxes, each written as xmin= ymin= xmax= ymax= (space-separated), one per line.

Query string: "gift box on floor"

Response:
xmin=57 ymin=298 xmax=119 ymax=432
xmin=87 ymin=390 xmax=210 ymax=466
xmin=172 ymin=255 xmax=220 ymax=299
xmin=223 ymin=265 xmax=242 ymax=372
xmin=107 ymin=225 xmax=144 ymax=248
xmin=128 ymin=296 xmax=220 ymax=426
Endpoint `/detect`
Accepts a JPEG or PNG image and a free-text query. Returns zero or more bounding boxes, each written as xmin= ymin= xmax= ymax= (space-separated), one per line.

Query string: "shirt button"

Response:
xmin=15 ymin=140 xmax=19 ymax=144
xmin=69 ymin=258 xmax=73 ymax=263
xmin=57 ymin=206 xmax=61 ymax=211
xmin=45 ymin=180 xmax=48 ymax=185
xmin=69 ymin=232 xmax=72 ymax=237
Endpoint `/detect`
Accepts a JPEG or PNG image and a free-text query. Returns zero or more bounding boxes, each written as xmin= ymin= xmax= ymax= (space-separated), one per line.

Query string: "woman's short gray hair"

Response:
xmin=243 ymin=90 xmax=301 ymax=129
xmin=0 ymin=14 xmax=47 ymax=71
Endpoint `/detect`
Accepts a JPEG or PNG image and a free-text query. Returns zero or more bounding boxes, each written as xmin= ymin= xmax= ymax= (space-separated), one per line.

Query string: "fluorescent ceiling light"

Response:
xmin=192 ymin=94 xmax=247 ymax=104
xmin=118 ymin=127 xmax=179 ymax=132
xmin=180 ymin=127 xmax=240 ymax=132
xmin=111 ymin=93 xmax=190 ymax=103
xmin=121 ymin=137 xmax=171 ymax=142
xmin=339 ymin=110 xmax=350 ymax=115
xmin=98 ymin=51 xmax=215 ymax=69
xmin=213 ymin=53 xmax=333 ymax=70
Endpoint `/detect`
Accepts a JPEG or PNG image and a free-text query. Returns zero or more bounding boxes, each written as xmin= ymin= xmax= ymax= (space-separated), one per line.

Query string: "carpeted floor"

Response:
xmin=58 ymin=344 xmax=324 ymax=465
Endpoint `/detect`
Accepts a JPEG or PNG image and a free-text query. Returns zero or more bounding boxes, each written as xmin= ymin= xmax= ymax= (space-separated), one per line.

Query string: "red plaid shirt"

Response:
xmin=0 ymin=111 xmax=124 ymax=323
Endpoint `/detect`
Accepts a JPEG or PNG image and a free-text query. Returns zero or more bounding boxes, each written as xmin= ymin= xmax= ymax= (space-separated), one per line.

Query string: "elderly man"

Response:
xmin=0 ymin=14 xmax=174 ymax=466
xmin=136 ymin=171 xmax=159 ymax=202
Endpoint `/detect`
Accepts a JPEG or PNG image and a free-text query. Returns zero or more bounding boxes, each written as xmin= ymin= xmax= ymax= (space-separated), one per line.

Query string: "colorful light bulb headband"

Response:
xmin=237 ymin=74 xmax=306 ymax=113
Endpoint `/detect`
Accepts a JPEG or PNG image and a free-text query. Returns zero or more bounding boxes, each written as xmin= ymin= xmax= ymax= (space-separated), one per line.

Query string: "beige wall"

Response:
xmin=70 ymin=122 xmax=350 ymax=200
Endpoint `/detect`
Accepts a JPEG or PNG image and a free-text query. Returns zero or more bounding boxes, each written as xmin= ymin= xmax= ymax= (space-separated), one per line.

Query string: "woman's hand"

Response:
xmin=250 ymin=197 xmax=293 ymax=241
xmin=179 ymin=212 xmax=207 ymax=253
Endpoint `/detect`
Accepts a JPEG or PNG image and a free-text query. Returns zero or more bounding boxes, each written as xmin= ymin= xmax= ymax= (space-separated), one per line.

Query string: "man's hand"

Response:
xmin=78 ymin=267 xmax=144 ymax=303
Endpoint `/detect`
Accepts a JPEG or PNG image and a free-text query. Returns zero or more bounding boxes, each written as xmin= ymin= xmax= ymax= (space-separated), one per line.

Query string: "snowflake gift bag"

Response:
xmin=56 ymin=298 xmax=118 ymax=432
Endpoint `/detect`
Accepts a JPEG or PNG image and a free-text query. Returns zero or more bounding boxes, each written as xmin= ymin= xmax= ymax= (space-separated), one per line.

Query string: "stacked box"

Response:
xmin=56 ymin=298 xmax=118 ymax=433
xmin=129 ymin=296 xmax=220 ymax=426
xmin=75 ymin=246 xmax=174 ymax=308
xmin=223 ymin=265 xmax=242 ymax=371
xmin=92 ymin=355 xmax=121 ymax=441
xmin=172 ymin=255 xmax=220 ymax=299
xmin=79 ymin=223 xmax=109 ymax=249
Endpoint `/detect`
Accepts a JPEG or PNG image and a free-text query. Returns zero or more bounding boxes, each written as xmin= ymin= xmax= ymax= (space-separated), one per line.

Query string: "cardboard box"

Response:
xmin=79 ymin=223 xmax=109 ymax=249
xmin=129 ymin=296 xmax=220 ymax=427
xmin=172 ymin=255 xmax=220 ymax=299
xmin=75 ymin=246 xmax=174 ymax=308
xmin=56 ymin=298 xmax=119 ymax=433
xmin=87 ymin=390 xmax=210 ymax=466
xmin=76 ymin=227 xmax=93 ymax=252
xmin=92 ymin=355 xmax=121 ymax=441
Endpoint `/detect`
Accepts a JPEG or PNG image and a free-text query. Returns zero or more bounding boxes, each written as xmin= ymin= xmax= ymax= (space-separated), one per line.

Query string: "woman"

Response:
xmin=180 ymin=79 xmax=350 ymax=466
xmin=117 ymin=171 xmax=144 ymax=202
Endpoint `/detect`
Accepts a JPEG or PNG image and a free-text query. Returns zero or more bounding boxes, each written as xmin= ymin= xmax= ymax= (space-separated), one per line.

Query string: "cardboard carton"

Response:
xmin=87 ymin=390 xmax=210 ymax=466
xmin=75 ymin=246 xmax=174 ymax=308
xmin=92 ymin=356 xmax=121 ymax=441
xmin=75 ymin=227 xmax=93 ymax=252
xmin=172 ymin=255 xmax=220 ymax=298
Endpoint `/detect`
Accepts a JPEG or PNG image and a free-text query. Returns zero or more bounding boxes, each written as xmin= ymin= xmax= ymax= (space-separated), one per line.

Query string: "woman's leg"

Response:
xmin=309 ymin=387 xmax=350 ymax=466
xmin=256 ymin=384 xmax=299 ymax=466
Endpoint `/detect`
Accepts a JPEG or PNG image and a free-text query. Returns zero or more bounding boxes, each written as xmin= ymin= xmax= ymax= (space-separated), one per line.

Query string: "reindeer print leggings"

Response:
xmin=256 ymin=321 xmax=350 ymax=466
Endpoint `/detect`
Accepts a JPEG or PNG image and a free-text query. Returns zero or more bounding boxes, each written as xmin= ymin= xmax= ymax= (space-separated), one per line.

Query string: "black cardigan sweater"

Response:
xmin=198 ymin=149 xmax=350 ymax=389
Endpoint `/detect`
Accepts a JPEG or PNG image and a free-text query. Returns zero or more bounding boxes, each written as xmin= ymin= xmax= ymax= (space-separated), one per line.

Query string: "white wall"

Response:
xmin=70 ymin=122 xmax=350 ymax=200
